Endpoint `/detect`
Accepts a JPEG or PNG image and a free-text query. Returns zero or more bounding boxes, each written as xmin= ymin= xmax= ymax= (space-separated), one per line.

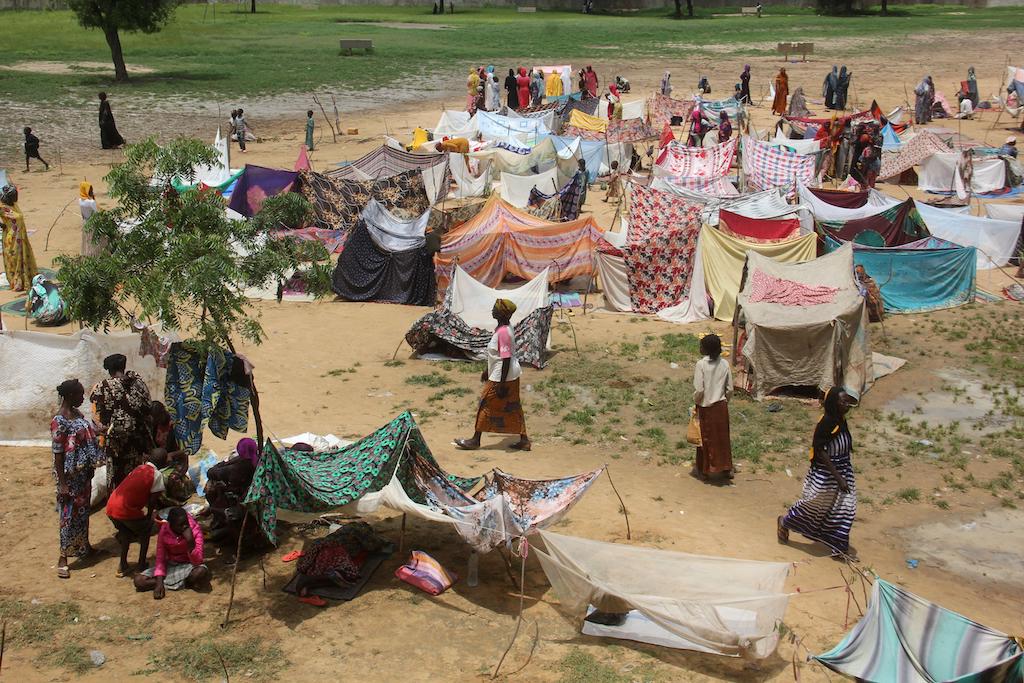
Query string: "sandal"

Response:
xmin=57 ymin=566 xmax=70 ymax=579
xmin=282 ymin=550 xmax=305 ymax=563
xmin=776 ymin=516 xmax=789 ymax=545
xmin=509 ymin=440 xmax=532 ymax=452
xmin=298 ymin=595 xmax=327 ymax=607
xmin=453 ymin=439 xmax=479 ymax=451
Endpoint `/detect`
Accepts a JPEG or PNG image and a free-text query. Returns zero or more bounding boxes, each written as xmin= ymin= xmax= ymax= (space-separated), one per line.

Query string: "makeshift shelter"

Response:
xmin=171 ymin=129 xmax=241 ymax=193
xmin=919 ymin=152 xmax=1007 ymax=196
xmin=915 ymin=202 xmax=1022 ymax=269
xmin=813 ymin=579 xmax=1024 ymax=683
xmin=769 ymin=132 xmax=823 ymax=156
xmin=0 ymin=329 xmax=166 ymax=444
xmin=499 ymin=167 xmax=561 ymax=208
xmin=226 ymin=165 xmax=299 ymax=218
xmin=244 ymin=411 xmax=604 ymax=552
xmin=467 ymin=138 xmax=567 ymax=178
xmin=824 ymin=235 xmax=976 ymax=313
xmin=528 ymin=173 xmax=585 ymax=222
xmin=647 ymin=93 xmax=693 ymax=127
xmin=476 ymin=110 xmax=552 ymax=146
xmin=296 ymin=168 xmax=431 ymax=235
xmin=878 ymin=130 xmax=950 ymax=181
xmin=696 ymin=96 xmax=743 ymax=118
xmin=985 ymin=202 xmax=1024 ymax=222
xmin=741 ymin=137 xmax=816 ymax=193
xmin=404 ymin=266 xmax=553 ymax=368
xmin=534 ymin=531 xmax=791 ymax=659
xmin=735 ymin=243 xmax=872 ymax=398
xmin=434 ymin=195 xmax=605 ymax=296
xmin=696 ymin=226 xmax=818 ymax=322
xmin=330 ymin=201 xmax=434 ymax=305
xmin=880 ymin=123 xmax=902 ymax=151
xmin=798 ymin=183 xmax=902 ymax=222
xmin=815 ymin=199 xmax=929 ymax=247
xmin=719 ymin=210 xmax=800 ymax=242
xmin=328 ymin=145 xmax=451 ymax=204
xmin=449 ymin=153 xmax=490 ymax=199
xmin=563 ymin=117 xmax=654 ymax=144
xmin=654 ymin=138 xmax=736 ymax=180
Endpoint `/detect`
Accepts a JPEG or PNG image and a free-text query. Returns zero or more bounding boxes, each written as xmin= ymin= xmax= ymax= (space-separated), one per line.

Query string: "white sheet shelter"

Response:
xmin=915 ymin=201 xmax=1021 ymax=269
xmin=918 ymin=153 xmax=1006 ymax=195
xmin=499 ymin=167 xmax=561 ymax=208
xmin=447 ymin=265 xmax=550 ymax=329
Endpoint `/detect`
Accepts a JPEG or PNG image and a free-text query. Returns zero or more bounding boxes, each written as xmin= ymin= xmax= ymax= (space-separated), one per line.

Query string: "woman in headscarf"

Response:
xmin=531 ymin=69 xmax=544 ymax=106
xmin=966 ymin=66 xmax=979 ymax=108
xmin=485 ymin=73 xmax=500 ymax=112
xmin=578 ymin=69 xmax=587 ymax=97
xmin=466 ymin=68 xmax=480 ymax=114
xmin=90 ymin=353 xmax=154 ymax=490
xmin=561 ymin=66 xmax=573 ymax=98
xmin=739 ymin=65 xmax=752 ymax=105
xmin=660 ymin=70 xmax=672 ymax=97
xmin=688 ymin=102 xmax=712 ymax=146
xmin=52 ymin=379 xmax=104 ymax=579
xmin=546 ymin=69 xmax=563 ymax=98
xmin=717 ymin=111 xmax=733 ymax=144
xmin=778 ymin=387 xmax=858 ymax=558
xmin=692 ymin=334 xmax=733 ymax=481
xmin=914 ymin=75 xmax=934 ymax=124
xmin=771 ymin=68 xmax=789 ymax=116
xmin=607 ymin=83 xmax=621 ymax=118
xmin=98 ymin=92 xmax=125 ymax=149
xmin=823 ymin=66 xmax=839 ymax=110
xmin=455 ymin=299 xmax=530 ymax=451
xmin=0 ymin=184 xmax=38 ymax=292
xmin=79 ymin=181 xmax=107 ymax=258
xmin=504 ymin=68 xmax=519 ymax=110
xmin=585 ymin=66 xmax=599 ymax=98
xmin=205 ymin=437 xmax=263 ymax=551
xmin=474 ymin=67 xmax=487 ymax=113
xmin=835 ymin=66 xmax=851 ymax=111
xmin=517 ymin=67 xmax=532 ymax=110
xmin=787 ymin=87 xmax=810 ymax=118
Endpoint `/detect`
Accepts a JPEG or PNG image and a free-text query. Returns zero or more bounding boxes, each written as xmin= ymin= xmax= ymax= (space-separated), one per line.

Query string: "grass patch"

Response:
xmin=652 ymin=333 xmax=701 ymax=363
xmin=143 ymin=636 xmax=285 ymax=681
xmin=427 ymin=386 xmax=472 ymax=403
xmin=896 ymin=487 xmax=921 ymax=502
xmin=563 ymin=407 xmax=597 ymax=427
xmin=37 ymin=644 xmax=93 ymax=675
xmin=558 ymin=648 xmax=662 ymax=683
xmin=383 ymin=359 xmax=405 ymax=367
xmin=0 ymin=598 xmax=82 ymax=646
xmin=405 ymin=372 xmax=451 ymax=388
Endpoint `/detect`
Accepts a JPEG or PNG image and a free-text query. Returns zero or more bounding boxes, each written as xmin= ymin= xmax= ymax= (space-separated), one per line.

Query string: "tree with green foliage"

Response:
xmin=67 ymin=0 xmax=182 ymax=81
xmin=56 ymin=138 xmax=333 ymax=447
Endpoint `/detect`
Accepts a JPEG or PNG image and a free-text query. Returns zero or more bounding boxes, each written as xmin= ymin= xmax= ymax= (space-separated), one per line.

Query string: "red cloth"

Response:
xmin=106 ymin=462 xmax=162 ymax=520
xmin=584 ymin=69 xmax=598 ymax=97
xmin=719 ymin=210 xmax=800 ymax=241
xmin=294 ymin=145 xmax=311 ymax=171
xmin=807 ymin=187 xmax=869 ymax=209
xmin=659 ymin=123 xmax=675 ymax=148
xmin=516 ymin=68 xmax=530 ymax=108
xmin=747 ymin=269 xmax=838 ymax=306
xmin=154 ymin=513 xmax=204 ymax=577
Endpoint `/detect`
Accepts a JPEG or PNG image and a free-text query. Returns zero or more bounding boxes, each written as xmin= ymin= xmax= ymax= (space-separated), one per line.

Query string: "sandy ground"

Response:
xmin=1 ymin=32 xmax=1023 ymax=682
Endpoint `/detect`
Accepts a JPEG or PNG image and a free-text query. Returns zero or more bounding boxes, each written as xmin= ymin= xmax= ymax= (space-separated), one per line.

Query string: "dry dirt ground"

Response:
xmin=0 ymin=33 xmax=1023 ymax=683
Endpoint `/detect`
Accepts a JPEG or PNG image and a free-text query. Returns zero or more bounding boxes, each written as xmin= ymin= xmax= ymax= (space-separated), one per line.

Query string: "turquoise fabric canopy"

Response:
xmin=824 ymin=235 xmax=976 ymax=314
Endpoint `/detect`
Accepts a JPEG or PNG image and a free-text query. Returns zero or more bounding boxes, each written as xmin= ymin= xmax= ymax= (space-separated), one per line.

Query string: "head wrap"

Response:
xmin=236 ymin=438 xmax=260 ymax=467
xmin=494 ymin=298 xmax=517 ymax=318
xmin=79 ymin=181 xmax=93 ymax=201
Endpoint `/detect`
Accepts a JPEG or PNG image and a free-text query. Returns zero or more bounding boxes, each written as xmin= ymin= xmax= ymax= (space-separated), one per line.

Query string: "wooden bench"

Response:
xmin=741 ymin=6 xmax=760 ymax=15
xmin=777 ymin=42 xmax=814 ymax=62
xmin=339 ymin=39 xmax=373 ymax=56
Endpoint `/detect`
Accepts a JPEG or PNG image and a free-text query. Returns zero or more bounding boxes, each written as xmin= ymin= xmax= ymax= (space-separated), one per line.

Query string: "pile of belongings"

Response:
xmin=404 ymin=265 xmax=553 ymax=368
xmin=27 ymin=273 xmax=68 ymax=326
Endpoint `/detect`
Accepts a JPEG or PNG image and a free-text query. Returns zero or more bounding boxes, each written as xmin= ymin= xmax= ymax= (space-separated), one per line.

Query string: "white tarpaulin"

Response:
xmin=0 ymin=329 xmax=167 ymax=444
xmin=447 ymin=264 xmax=549 ymax=328
xmin=499 ymin=167 xmax=560 ymax=208
xmin=600 ymin=99 xmax=645 ymax=121
xmin=596 ymin=252 xmax=632 ymax=312
xmin=468 ymin=138 xmax=559 ymax=177
xmin=770 ymin=131 xmax=824 ymax=156
xmin=918 ymin=153 xmax=1006 ymax=195
xmin=984 ymin=203 xmax=1024 ymax=222
xmin=476 ymin=111 xmax=551 ymax=146
xmin=915 ymin=202 xmax=1021 ymax=269
xmin=797 ymin=183 xmax=902 ymax=222
xmin=361 ymin=199 xmax=429 ymax=252
xmin=534 ymin=531 xmax=791 ymax=659
xmin=433 ymin=110 xmax=478 ymax=139
xmin=449 ymin=153 xmax=490 ymax=198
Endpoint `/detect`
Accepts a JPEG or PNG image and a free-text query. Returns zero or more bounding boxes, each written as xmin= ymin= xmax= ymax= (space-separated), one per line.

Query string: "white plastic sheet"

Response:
xmin=499 ymin=167 xmax=560 ymax=208
xmin=447 ymin=264 xmax=549 ymax=328
xmin=915 ymin=202 xmax=1021 ymax=269
xmin=361 ymin=199 xmax=429 ymax=252
xmin=595 ymin=252 xmax=632 ymax=312
xmin=797 ymin=183 xmax=902 ymax=222
xmin=449 ymin=153 xmax=490 ymax=198
xmin=918 ymin=153 xmax=1006 ymax=195
xmin=983 ymin=203 xmax=1024 ymax=222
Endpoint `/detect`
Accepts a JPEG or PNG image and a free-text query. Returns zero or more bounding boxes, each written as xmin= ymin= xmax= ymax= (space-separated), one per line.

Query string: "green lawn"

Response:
xmin=0 ymin=3 xmax=1021 ymax=104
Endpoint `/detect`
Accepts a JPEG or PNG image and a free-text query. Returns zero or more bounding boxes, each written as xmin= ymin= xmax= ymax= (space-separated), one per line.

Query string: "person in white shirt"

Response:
xmin=692 ymin=333 xmax=733 ymax=481
xmin=79 ymin=180 xmax=105 ymax=257
xmin=455 ymin=298 xmax=530 ymax=451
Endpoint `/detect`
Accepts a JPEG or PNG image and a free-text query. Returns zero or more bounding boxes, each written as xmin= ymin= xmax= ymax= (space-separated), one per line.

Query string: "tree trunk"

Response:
xmin=103 ymin=25 xmax=128 ymax=82
xmin=686 ymin=0 xmax=694 ymax=17
xmin=439 ymin=0 xmax=445 ymax=12
xmin=880 ymin=0 xmax=888 ymax=14
xmin=673 ymin=0 xmax=681 ymax=17
xmin=251 ymin=0 xmax=256 ymax=13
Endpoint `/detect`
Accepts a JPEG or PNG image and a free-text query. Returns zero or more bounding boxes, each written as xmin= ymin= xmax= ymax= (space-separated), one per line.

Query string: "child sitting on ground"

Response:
xmin=134 ymin=507 xmax=210 ymax=600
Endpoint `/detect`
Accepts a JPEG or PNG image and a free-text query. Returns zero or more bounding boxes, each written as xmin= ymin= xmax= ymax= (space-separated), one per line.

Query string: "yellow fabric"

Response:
xmin=410 ymin=127 xmax=429 ymax=150
xmin=494 ymin=298 xmax=517 ymax=317
xmin=545 ymin=72 xmax=563 ymax=97
xmin=568 ymin=109 xmax=608 ymax=133
xmin=0 ymin=202 xmax=39 ymax=292
xmin=467 ymin=70 xmax=480 ymax=96
xmin=79 ymin=181 xmax=93 ymax=201
xmin=699 ymin=226 xmax=817 ymax=322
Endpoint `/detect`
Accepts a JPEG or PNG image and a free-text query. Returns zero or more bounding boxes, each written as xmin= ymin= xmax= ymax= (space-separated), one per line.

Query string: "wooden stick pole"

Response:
xmin=221 ymin=510 xmax=248 ymax=628
xmin=604 ymin=466 xmax=631 ymax=540
xmin=399 ymin=513 xmax=407 ymax=554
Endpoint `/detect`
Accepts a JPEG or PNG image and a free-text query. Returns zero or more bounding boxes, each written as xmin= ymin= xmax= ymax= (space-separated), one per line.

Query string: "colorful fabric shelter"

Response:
xmin=533 ymin=530 xmax=791 ymax=659
xmin=815 ymin=200 xmax=929 ymax=247
xmin=296 ymin=168 xmax=430 ymax=235
xmin=737 ymin=243 xmax=872 ymax=398
xmin=798 ymin=183 xmax=902 ymax=222
xmin=719 ymin=210 xmax=800 ymax=242
xmin=226 ymin=165 xmax=299 ymax=217
xmin=434 ymin=195 xmax=605 ymax=296
xmin=648 ymin=93 xmax=694 ymax=127
xmin=915 ymin=202 xmax=1022 ymax=269
xmin=654 ymin=138 xmax=737 ymax=180
xmin=824 ymin=235 xmax=976 ymax=313
xmin=328 ymin=145 xmax=451 ymax=204
xmin=813 ymin=579 xmax=1024 ymax=683
xmin=245 ymin=411 xmax=604 ymax=551
xmin=741 ymin=137 xmax=816 ymax=193
xmin=878 ymin=130 xmax=950 ymax=180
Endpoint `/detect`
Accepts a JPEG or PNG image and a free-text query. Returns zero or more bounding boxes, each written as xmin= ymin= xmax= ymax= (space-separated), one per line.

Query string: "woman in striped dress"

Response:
xmin=778 ymin=387 xmax=858 ymax=558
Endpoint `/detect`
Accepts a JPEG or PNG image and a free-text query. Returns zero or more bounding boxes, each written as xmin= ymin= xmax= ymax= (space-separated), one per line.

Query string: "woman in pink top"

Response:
xmin=455 ymin=298 xmax=530 ymax=451
xmin=134 ymin=507 xmax=210 ymax=599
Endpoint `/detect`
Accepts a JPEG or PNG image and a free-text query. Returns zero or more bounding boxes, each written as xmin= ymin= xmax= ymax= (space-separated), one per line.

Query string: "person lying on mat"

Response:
xmin=455 ymin=298 xmax=531 ymax=452
xmin=106 ymin=448 xmax=168 ymax=577
xmin=134 ymin=507 xmax=209 ymax=599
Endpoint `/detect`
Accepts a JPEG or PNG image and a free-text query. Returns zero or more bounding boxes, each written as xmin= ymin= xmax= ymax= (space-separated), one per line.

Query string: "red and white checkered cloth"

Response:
xmin=741 ymin=136 xmax=816 ymax=192
xmin=655 ymin=138 xmax=736 ymax=179
xmin=747 ymin=269 xmax=838 ymax=306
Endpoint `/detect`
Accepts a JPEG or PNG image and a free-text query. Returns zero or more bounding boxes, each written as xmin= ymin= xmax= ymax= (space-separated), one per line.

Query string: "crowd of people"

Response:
xmin=466 ymin=64 xmax=624 ymax=115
